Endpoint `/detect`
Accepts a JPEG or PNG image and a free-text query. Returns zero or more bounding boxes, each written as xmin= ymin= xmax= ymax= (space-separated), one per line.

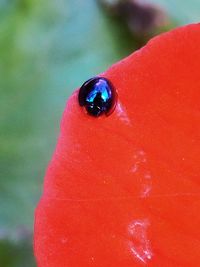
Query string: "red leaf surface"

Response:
xmin=34 ymin=23 xmax=200 ymax=267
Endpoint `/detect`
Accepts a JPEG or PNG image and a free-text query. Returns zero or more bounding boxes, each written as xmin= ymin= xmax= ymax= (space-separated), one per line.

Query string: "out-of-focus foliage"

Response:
xmin=0 ymin=0 xmax=199 ymax=266
xmin=0 ymin=238 xmax=35 ymax=267
xmin=153 ymin=0 xmax=200 ymax=24
xmin=100 ymin=0 xmax=170 ymax=40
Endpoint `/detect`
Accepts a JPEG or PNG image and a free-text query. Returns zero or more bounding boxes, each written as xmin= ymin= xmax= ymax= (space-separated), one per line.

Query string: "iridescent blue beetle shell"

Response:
xmin=78 ymin=77 xmax=117 ymax=117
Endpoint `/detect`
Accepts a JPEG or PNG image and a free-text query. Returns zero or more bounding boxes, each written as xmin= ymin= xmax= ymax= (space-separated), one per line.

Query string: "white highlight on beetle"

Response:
xmin=128 ymin=219 xmax=153 ymax=264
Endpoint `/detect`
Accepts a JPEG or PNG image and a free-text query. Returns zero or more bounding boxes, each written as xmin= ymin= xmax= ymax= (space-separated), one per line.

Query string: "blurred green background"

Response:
xmin=0 ymin=0 xmax=199 ymax=266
